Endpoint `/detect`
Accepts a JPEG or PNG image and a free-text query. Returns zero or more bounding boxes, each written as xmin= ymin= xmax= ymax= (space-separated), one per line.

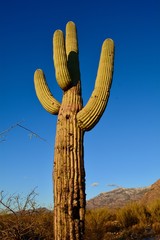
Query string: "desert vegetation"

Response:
xmin=0 ymin=189 xmax=53 ymax=240
xmin=85 ymin=201 xmax=160 ymax=240
xmin=1 ymin=190 xmax=160 ymax=240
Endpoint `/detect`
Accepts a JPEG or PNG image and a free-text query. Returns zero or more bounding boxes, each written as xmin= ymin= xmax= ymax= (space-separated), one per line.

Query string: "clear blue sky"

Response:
xmin=0 ymin=0 xmax=160 ymax=207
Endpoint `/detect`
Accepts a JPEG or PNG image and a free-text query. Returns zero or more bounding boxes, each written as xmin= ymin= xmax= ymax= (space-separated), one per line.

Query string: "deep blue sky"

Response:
xmin=0 ymin=0 xmax=160 ymax=207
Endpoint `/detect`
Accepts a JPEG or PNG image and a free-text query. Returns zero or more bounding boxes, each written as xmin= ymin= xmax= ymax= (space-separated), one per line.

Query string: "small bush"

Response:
xmin=149 ymin=199 xmax=160 ymax=223
xmin=152 ymin=222 xmax=160 ymax=234
xmin=116 ymin=202 xmax=150 ymax=228
xmin=85 ymin=208 xmax=112 ymax=240
xmin=116 ymin=203 xmax=139 ymax=228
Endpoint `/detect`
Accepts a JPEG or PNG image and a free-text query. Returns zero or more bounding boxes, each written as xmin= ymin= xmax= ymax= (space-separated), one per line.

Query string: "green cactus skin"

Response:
xmin=34 ymin=70 xmax=60 ymax=114
xmin=34 ymin=21 xmax=114 ymax=240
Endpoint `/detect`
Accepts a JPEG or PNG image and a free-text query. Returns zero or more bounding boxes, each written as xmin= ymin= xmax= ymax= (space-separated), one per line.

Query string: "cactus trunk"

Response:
xmin=54 ymin=86 xmax=85 ymax=240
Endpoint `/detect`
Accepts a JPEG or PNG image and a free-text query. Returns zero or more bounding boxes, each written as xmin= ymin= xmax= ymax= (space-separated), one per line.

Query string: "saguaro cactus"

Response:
xmin=34 ymin=21 xmax=114 ymax=240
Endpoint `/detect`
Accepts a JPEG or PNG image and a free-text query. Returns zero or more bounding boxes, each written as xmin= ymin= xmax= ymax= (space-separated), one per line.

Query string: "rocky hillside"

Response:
xmin=87 ymin=179 xmax=160 ymax=209
xmin=140 ymin=179 xmax=160 ymax=205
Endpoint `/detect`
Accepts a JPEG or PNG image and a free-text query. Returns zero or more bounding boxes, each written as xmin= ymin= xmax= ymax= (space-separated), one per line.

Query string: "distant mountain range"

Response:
xmin=87 ymin=179 xmax=160 ymax=209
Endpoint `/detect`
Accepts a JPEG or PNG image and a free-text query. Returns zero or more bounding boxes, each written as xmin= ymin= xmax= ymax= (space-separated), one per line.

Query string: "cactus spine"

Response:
xmin=34 ymin=21 xmax=114 ymax=240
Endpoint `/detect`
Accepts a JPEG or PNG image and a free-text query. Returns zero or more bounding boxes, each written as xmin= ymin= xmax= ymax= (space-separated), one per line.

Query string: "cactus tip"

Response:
xmin=53 ymin=29 xmax=63 ymax=38
xmin=67 ymin=21 xmax=75 ymax=26
xmin=34 ymin=69 xmax=43 ymax=78
xmin=35 ymin=69 xmax=43 ymax=73
xmin=102 ymin=38 xmax=114 ymax=50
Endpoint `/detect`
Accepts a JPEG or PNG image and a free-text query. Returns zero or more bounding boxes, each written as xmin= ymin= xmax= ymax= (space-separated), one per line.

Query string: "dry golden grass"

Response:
xmin=1 ymin=192 xmax=160 ymax=240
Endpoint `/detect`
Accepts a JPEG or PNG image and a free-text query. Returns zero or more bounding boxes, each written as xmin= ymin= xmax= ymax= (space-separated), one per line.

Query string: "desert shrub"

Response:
xmin=0 ymin=209 xmax=53 ymax=240
xmin=116 ymin=203 xmax=139 ymax=228
xmin=152 ymin=222 xmax=160 ymax=234
xmin=104 ymin=232 xmax=120 ymax=240
xmin=149 ymin=199 xmax=160 ymax=223
xmin=116 ymin=202 xmax=150 ymax=228
xmin=85 ymin=207 xmax=112 ymax=240
xmin=0 ymin=189 xmax=53 ymax=240
xmin=105 ymin=220 xmax=121 ymax=233
xmin=131 ymin=223 xmax=145 ymax=232
xmin=132 ymin=203 xmax=151 ymax=225
xmin=33 ymin=209 xmax=53 ymax=239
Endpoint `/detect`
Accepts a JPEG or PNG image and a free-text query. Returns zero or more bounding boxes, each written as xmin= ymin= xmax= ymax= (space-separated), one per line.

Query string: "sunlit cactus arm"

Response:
xmin=77 ymin=39 xmax=114 ymax=131
xmin=53 ymin=30 xmax=72 ymax=90
xmin=65 ymin=21 xmax=81 ymax=88
xmin=34 ymin=69 xmax=61 ymax=115
xmin=53 ymin=21 xmax=79 ymax=90
xmin=65 ymin=21 xmax=78 ymax=56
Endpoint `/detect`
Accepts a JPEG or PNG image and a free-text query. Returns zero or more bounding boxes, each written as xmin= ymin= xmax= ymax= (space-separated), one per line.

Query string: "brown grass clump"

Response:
xmin=116 ymin=202 xmax=151 ymax=228
xmin=85 ymin=208 xmax=113 ymax=240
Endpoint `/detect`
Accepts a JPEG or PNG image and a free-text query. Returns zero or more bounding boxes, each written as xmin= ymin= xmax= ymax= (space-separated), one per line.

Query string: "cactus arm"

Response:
xmin=66 ymin=21 xmax=81 ymax=88
xmin=34 ymin=69 xmax=61 ymax=115
xmin=77 ymin=39 xmax=114 ymax=131
xmin=66 ymin=21 xmax=78 ymax=56
xmin=53 ymin=30 xmax=72 ymax=90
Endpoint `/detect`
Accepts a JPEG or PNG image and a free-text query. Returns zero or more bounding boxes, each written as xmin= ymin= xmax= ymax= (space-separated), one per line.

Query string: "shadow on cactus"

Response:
xmin=34 ymin=21 xmax=114 ymax=240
